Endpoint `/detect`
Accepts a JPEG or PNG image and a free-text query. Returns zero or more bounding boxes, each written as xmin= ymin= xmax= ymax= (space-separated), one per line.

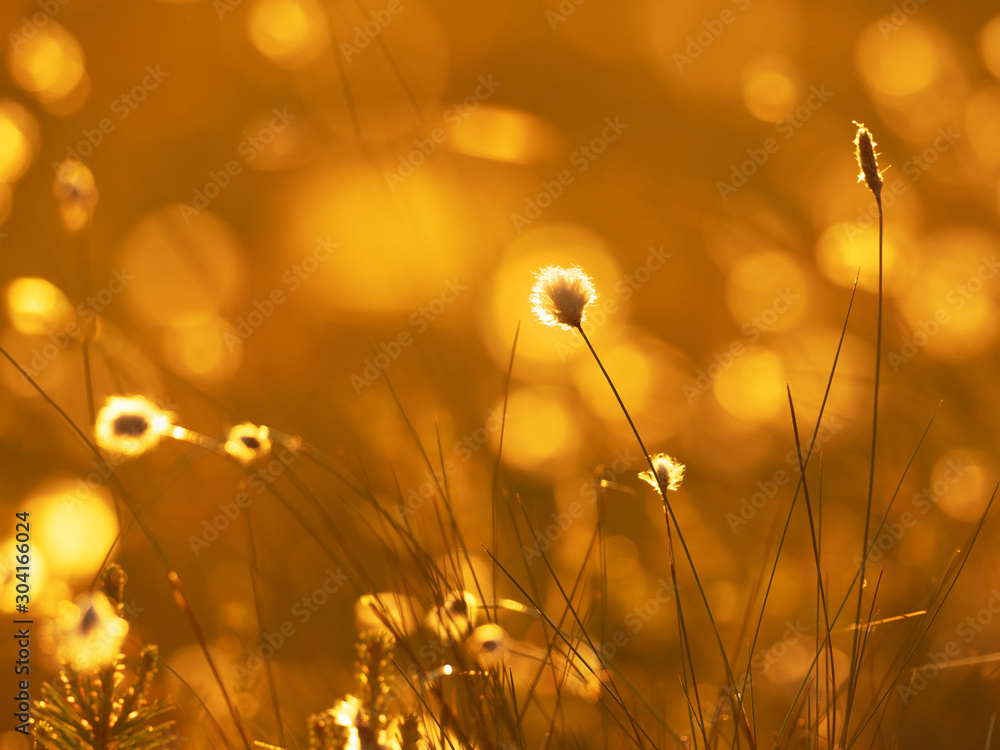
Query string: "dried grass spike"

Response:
xmin=853 ymin=121 xmax=883 ymax=198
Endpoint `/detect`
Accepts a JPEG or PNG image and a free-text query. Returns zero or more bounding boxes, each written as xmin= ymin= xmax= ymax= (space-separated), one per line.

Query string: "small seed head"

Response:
xmin=853 ymin=121 xmax=883 ymax=198
xmin=639 ymin=453 xmax=686 ymax=496
xmin=94 ymin=395 xmax=174 ymax=457
xmin=530 ymin=265 xmax=598 ymax=330
xmin=224 ymin=422 xmax=273 ymax=465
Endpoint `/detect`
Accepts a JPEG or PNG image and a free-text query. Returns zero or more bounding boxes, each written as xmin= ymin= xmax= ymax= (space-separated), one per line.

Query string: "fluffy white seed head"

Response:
xmin=639 ymin=453 xmax=686 ymax=496
xmin=530 ymin=265 xmax=598 ymax=330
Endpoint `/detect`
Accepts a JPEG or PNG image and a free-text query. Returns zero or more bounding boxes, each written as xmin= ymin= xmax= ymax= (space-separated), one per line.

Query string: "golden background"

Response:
xmin=2 ymin=0 xmax=1000 ymax=746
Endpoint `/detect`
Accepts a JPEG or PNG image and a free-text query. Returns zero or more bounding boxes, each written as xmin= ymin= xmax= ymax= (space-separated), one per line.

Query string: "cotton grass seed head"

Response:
xmin=530 ymin=265 xmax=598 ymax=330
xmin=224 ymin=422 xmax=273 ymax=465
xmin=639 ymin=453 xmax=686 ymax=495
xmin=94 ymin=395 xmax=174 ymax=458
xmin=853 ymin=121 xmax=883 ymax=197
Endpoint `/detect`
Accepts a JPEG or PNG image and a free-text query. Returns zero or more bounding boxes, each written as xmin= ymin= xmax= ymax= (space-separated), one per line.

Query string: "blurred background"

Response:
xmin=2 ymin=0 xmax=1000 ymax=746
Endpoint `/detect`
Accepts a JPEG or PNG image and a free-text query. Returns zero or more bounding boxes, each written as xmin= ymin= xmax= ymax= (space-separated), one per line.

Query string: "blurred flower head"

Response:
xmin=530 ymin=265 xmax=598 ymax=330
xmin=423 ymin=590 xmax=478 ymax=643
xmin=55 ymin=592 xmax=128 ymax=673
xmin=224 ymin=422 xmax=273 ymax=465
xmin=466 ymin=623 xmax=510 ymax=668
xmin=94 ymin=395 xmax=175 ymax=458
xmin=53 ymin=158 xmax=98 ymax=232
xmin=639 ymin=453 xmax=686 ymax=495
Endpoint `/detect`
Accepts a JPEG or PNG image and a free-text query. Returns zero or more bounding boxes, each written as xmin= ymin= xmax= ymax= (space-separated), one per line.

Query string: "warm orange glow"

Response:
xmin=0 ymin=99 xmax=38 ymax=183
xmin=572 ymin=342 xmax=653 ymax=421
xmin=7 ymin=23 xmax=87 ymax=107
xmin=979 ymin=13 xmax=1000 ymax=80
xmin=29 ymin=481 xmax=118 ymax=579
xmin=964 ymin=86 xmax=1000 ymax=167
xmin=448 ymin=107 xmax=558 ymax=164
xmin=855 ymin=21 xmax=966 ymax=139
xmin=6 ymin=5 xmax=1000 ymax=747
xmin=247 ymin=0 xmax=329 ymax=68
xmin=713 ymin=348 xmax=786 ymax=422
xmin=814 ymin=222 xmax=908 ymax=293
xmin=289 ymin=167 xmax=471 ymax=314
xmin=646 ymin=0 xmax=802 ymax=100
xmin=857 ymin=22 xmax=940 ymax=97
xmin=502 ymin=386 xmax=580 ymax=472
xmin=163 ymin=313 xmax=243 ymax=382
xmin=895 ymin=228 xmax=1000 ymax=361
xmin=119 ymin=207 xmax=246 ymax=324
xmin=6 ymin=277 xmax=75 ymax=335
xmin=726 ymin=249 xmax=808 ymax=332
xmin=930 ymin=450 xmax=991 ymax=522
xmin=741 ymin=56 xmax=800 ymax=122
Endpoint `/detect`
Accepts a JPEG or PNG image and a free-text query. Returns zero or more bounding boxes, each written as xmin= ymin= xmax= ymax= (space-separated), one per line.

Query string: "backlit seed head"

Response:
xmin=423 ymin=590 xmax=478 ymax=643
xmin=465 ymin=623 xmax=510 ymax=668
xmin=853 ymin=121 xmax=883 ymax=197
xmin=224 ymin=422 xmax=272 ymax=465
xmin=55 ymin=592 xmax=129 ymax=673
xmin=94 ymin=395 xmax=174 ymax=458
xmin=639 ymin=453 xmax=686 ymax=496
xmin=530 ymin=265 xmax=598 ymax=330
